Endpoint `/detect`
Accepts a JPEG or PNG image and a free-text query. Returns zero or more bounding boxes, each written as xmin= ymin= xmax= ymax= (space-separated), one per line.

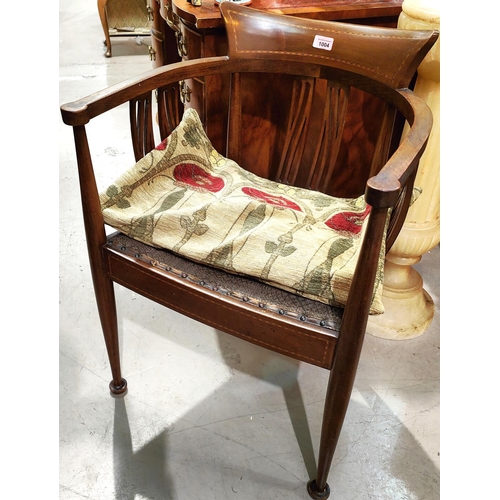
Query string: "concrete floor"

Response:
xmin=59 ymin=1 xmax=440 ymax=499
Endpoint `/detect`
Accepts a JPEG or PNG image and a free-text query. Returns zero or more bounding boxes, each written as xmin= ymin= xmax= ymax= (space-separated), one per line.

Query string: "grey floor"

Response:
xmin=59 ymin=1 xmax=440 ymax=499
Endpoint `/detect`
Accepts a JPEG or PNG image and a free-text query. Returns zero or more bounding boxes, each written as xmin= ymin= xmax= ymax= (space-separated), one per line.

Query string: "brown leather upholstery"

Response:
xmin=108 ymin=233 xmax=343 ymax=332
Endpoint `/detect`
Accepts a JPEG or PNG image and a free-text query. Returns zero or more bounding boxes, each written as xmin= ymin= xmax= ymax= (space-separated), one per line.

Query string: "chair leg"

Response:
xmin=307 ymin=480 xmax=331 ymax=500
xmin=307 ymin=208 xmax=387 ymax=498
xmin=307 ymin=331 xmax=366 ymax=498
xmin=93 ymin=272 xmax=127 ymax=396
xmin=97 ymin=0 xmax=112 ymax=57
xmin=306 ymin=366 xmax=352 ymax=499
xmin=72 ymin=123 xmax=124 ymax=393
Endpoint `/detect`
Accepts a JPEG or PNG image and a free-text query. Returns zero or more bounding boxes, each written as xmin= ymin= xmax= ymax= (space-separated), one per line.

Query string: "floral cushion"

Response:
xmin=100 ymin=108 xmax=386 ymax=314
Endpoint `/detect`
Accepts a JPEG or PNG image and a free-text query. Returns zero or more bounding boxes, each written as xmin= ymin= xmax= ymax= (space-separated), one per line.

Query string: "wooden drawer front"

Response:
xmin=179 ymin=22 xmax=202 ymax=60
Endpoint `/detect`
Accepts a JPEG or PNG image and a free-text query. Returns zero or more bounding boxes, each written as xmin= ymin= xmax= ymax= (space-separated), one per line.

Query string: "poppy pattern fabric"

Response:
xmin=100 ymin=108 xmax=386 ymax=313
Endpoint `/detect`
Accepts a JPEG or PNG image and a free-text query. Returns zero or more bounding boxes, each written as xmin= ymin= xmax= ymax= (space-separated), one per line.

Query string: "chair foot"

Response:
xmin=307 ymin=480 xmax=330 ymax=499
xmin=109 ymin=378 xmax=128 ymax=396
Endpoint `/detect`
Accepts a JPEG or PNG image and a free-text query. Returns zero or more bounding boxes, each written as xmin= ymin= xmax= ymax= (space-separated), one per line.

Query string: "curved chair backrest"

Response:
xmin=221 ymin=3 xmax=436 ymax=89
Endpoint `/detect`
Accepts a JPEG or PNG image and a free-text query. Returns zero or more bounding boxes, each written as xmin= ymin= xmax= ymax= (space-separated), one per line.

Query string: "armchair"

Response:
xmin=61 ymin=4 xmax=438 ymax=497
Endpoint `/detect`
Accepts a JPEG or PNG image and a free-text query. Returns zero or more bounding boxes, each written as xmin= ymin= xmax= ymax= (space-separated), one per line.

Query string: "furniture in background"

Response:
xmin=367 ymin=0 xmax=440 ymax=339
xmin=98 ymin=0 xmax=152 ymax=57
xmin=61 ymin=4 xmax=437 ymax=498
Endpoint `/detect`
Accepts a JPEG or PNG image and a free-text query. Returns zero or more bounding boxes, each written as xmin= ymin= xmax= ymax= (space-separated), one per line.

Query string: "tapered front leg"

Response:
xmin=72 ymin=124 xmax=127 ymax=395
xmin=307 ymin=206 xmax=389 ymax=499
xmin=306 ymin=347 xmax=362 ymax=499
xmin=94 ymin=272 xmax=127 ymax=395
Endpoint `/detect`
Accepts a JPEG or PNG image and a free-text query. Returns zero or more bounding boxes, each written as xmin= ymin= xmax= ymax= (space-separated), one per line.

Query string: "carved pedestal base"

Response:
xmin=367 ymin=0 xmax=440 ymax=340
xmin=367 ymin=256 xmax=434 ymax=340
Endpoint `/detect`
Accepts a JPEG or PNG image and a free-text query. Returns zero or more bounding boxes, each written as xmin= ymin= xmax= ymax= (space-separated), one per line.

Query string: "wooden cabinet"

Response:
xmin=151 ymin=0 xmax=404 ymax=197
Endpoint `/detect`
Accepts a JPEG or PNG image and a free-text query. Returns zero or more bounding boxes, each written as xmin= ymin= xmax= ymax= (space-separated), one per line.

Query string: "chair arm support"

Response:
xmin=365 ymin=89 xmax=433 ymax=209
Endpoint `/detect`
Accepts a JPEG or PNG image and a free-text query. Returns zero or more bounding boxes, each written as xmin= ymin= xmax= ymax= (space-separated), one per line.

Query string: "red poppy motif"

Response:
xmin=242 ymin=187 xmax=302 ymax=211
xmin=155 ymin=137 xmax=169 ymax=150
xmin=325 ymin=205 xmax=371 ymax=235
xmin=173 ymin=164 xmax=225 ymax=192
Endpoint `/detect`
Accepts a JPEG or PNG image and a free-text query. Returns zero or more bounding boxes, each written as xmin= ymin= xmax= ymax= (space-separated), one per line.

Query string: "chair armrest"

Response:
xmin=365 ymin=89 xmax=433 ymax=209
xmin=60 ymin=56 xmax=230 ymax=127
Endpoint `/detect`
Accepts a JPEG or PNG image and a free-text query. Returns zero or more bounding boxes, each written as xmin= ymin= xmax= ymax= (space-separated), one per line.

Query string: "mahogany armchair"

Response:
xmin=61 ymin=4 xmax=438 ymax=498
